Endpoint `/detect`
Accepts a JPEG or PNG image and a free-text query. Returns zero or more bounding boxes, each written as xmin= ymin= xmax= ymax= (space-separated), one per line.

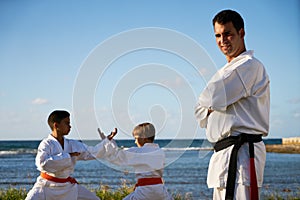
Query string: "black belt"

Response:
xmin=214 ymin=133 xmax=262 ymax=200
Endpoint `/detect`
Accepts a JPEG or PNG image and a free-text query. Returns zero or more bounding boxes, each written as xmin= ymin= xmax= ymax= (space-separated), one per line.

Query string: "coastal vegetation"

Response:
xmin=266 ymin=144 xmax=300 ymax=154
xmin=0 ymin=185 xmax=299 ymax=200
xmin=0 ymin=183 xmax=189 ymax=200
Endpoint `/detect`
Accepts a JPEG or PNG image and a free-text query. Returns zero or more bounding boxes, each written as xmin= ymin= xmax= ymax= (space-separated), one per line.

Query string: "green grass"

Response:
xmin=0 ymin=187 xmax=27 ymax=200
xmin=262 ymin=194 xmax=300 ymax=200
xmin=0 ymin=183 xmax=186 ymax=200
xmin=1 ymin=185 xmax=299 ymax=200
xmin=92 ymin=180 xmax=133 ymax=200
xmin=91 ymin=180 xmax=188 ymax=200
xmin=261 ymin=189 xmax=300 ymax=200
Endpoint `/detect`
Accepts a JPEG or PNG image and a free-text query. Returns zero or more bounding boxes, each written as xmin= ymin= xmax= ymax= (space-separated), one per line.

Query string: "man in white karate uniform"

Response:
xmin=195 ymin=10 xmax=270 ymax=200
xmin=101 ymin=123 xmax=173 ymax=200
xmin=26 ymin=110 xmax=116 ymax=200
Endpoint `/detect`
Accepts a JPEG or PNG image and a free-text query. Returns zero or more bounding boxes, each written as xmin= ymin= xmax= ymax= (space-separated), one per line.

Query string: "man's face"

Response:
xmin=214 ymin=21 xmax=245 ymax=62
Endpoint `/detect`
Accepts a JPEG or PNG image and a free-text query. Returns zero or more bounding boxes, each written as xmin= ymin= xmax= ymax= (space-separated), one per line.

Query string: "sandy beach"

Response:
xmin=266 ymin=144 xmax=300 ymax=154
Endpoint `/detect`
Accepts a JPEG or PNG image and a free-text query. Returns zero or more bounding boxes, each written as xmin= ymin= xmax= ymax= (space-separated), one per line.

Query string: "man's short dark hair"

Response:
xmin=47 ymin=110 xmax=70 ymax=130
xmin=213 ymin=9 xmax=244 ymax=32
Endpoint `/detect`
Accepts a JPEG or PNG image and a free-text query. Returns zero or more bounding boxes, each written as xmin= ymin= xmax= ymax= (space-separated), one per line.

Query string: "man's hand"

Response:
xmin=207 ymin=108 xmax=214 ymax=117
xmin=69 ymin=152 xmax=80 ymax=157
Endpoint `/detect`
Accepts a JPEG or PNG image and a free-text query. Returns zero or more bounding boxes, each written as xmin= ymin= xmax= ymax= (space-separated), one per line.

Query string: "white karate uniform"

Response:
xmin=105 ymin=142 xmax=173 ymax=200
xmin=195 ymin=51 xmax=270 ymax=199
xmin=26 ymin=135 xmax=114 ymax=200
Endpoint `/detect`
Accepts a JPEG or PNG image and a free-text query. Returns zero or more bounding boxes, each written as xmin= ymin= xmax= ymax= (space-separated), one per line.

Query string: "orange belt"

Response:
xmin=40 ymin=172 xmax=78 ymax=184
xmin=135 ymin=177 xmax=163 ymax=189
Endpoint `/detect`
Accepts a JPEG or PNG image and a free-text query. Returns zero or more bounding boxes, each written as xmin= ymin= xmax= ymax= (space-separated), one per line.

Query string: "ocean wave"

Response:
xmin=0 ymin=147 xmax=213 ymax=155
xmin=162 ymin=147 xmax=213 ymax=151
xmin=119 ymin=147 xmax=213 ymax=151
xmin=0 ymin=149 xmax=37 ymax=155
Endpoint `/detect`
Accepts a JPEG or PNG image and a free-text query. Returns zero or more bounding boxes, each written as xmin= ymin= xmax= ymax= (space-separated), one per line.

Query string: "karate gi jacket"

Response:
xmin=195 ymin=50 xmax=270 ymax=188
xmin=105 ymin=142 xmax=173 ymax=200
xmin=26 ymin=135 xmax=114 ymax=200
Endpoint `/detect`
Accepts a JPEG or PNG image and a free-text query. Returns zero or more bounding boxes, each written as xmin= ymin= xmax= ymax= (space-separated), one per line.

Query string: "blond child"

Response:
xmin=100 ymin=123 xmax=173 ymax=200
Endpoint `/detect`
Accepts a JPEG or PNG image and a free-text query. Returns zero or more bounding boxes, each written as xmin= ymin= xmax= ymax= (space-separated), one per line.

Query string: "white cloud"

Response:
xmin=199 ymin=67 xmax=210 ymax=76
xmin=31 ymin=98 xmax=49 ymax=105
xmin=160 ymin=76 xmax=184 ymax=89
xmin=288 ymin=98 xmax=300 ymax=104
xmin=293 ymin=112 xmax=300 ymax=118
xmin=271 ymin=118 xmax=283 ymax=127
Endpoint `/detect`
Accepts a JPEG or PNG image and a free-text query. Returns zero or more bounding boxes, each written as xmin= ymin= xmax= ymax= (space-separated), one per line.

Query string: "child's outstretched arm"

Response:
xmin=74 ymin=128 xmax=118 ymax=160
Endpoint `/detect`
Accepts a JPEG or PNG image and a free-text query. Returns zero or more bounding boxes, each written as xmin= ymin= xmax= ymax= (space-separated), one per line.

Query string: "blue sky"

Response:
xmin=0 ymin=0 xmax=299 ymax=140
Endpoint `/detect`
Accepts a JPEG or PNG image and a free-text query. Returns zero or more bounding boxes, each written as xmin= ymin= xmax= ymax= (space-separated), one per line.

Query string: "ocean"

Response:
xmin=0 ymin=139 xmax=299 ymax=199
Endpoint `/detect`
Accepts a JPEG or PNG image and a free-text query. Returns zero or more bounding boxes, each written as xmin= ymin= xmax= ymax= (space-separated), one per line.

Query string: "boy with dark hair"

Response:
xmin=26 ymin=110 xmax=116 ymax=200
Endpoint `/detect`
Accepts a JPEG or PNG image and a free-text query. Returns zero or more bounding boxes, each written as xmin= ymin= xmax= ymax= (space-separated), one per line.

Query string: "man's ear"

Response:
xmin=239 ymin=28 xmax=245 ymax=39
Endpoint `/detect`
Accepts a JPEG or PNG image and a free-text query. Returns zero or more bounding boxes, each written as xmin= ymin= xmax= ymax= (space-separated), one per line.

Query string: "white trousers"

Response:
xmin=123 ymin=184 xmax=173 ymax=200
xmin=25 ymin=177 xmax=99 ymax=200
xmin=213 ymin=184 xmax=261 ymax=200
